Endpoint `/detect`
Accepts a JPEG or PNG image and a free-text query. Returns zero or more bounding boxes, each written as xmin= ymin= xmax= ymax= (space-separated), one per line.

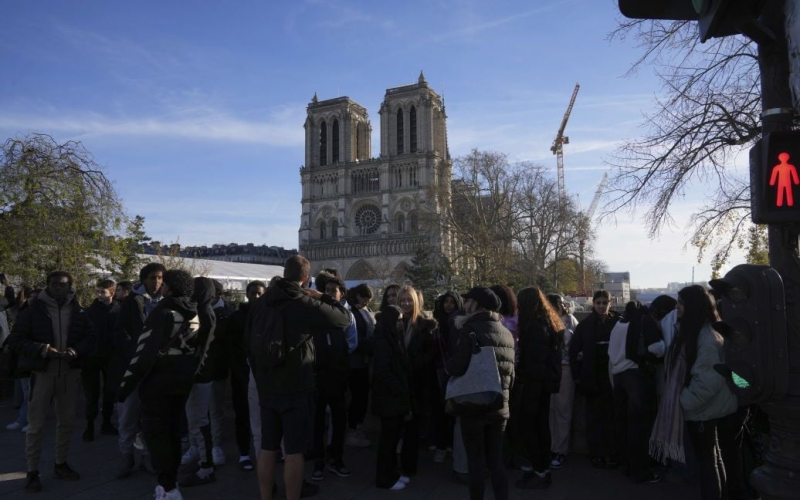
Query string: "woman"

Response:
xmin=395 ymin=285 xmax=437 ymax=481
xmin=4 ymin=287 xmax=36 ymax=432
xmin=380 ymin=284 xmax=401 ymax=310
xmin=345 ymin=283 xmax=376 ymax=448
xmin=514 ymin=287 xmax=563 ymax=489
xmin=662 ymin=285 xmax=742 ymax=500
xmin=430 ymin=291 xmax=463 ymax=464
xmin=569 ymin=290 xmax=619 ymax=468
xmin=372 ymin=305 xmax=413 ymax=491
xmin=490 ymin=285 xmax=519 ymax=358
xmin=446 ymin=286 xmax=515 ymax=500
xmin=546 ymin=294 xmax=577 ymax=470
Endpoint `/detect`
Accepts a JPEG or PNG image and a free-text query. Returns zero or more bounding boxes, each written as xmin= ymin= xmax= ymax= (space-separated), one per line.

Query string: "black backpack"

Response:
xmin=246 ymin=297 xmax=294 ymax=370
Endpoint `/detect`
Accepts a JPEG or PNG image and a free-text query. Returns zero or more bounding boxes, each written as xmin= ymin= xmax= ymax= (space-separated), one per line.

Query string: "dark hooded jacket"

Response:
xmin=433 ymin=291 xmax=463 ymax=368
xmin=85 ymin=298 xmax=121 ymax=363
xmin=569 ymin=310 xmax=620 ymax=396
xmin=247 ymin=278 xmax=351 ymax=398
xmin=516 ymin=317 xmax=563 ymax=405
xmin=111 ymin=284 xmax=162 ymax=390
xmin=371 ymin=306 xmax=412 ymax=417
xmin=193 ymin=278 xmax=218 ymax=383
xmin=227 ymin=301 xmax=252 ymax=369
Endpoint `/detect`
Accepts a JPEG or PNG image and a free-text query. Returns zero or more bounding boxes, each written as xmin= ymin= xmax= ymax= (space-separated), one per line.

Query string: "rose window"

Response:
xmin=354 ymin=204 xmax=381 ymax=234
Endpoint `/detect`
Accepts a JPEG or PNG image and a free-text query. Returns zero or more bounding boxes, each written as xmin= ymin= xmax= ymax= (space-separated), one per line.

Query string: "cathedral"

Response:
xmin=298 ymin=72 xmax=452 ymax=281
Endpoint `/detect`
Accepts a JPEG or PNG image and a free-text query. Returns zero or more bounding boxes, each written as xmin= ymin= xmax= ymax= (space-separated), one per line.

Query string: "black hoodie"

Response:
xmin=247 ymin=278 xmax=350 ymax=398
xmin=193 ymin=278 xmax=217 ymax=382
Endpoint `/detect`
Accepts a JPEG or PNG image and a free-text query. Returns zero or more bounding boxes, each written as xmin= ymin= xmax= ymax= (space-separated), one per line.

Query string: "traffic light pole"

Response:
xmin=753 ymin=1 xmax=800 ymax=498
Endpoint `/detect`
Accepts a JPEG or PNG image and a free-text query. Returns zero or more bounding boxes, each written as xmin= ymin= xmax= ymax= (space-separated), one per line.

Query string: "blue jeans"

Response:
xmin=15 ymin=378 xmax=30 ymax=425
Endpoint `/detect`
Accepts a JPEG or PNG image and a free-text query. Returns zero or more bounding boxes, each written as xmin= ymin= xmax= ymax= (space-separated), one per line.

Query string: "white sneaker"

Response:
xmin=212 ymin=446 xmax=226 ymax=466
xmin=399 ymin=475 xmax=411 ymax=484
xmin=390 ymin=479 xmax=407 ymax=490
xmin=433 ymin=449 xmax=446 ymax=464
xmin=20 ymin=425 xmax=29 ymax=433
xmin=346 ymin=430 xmax=371 ymax=448
xmin=134 ymin=433 xmax=145 ymax=451
xmin=6 ymin=422 xmax=23 ymax=431
xmin=155 ymin=485 xmax=183 ymax=500
xmin=180 ymin=446 xmax=199 ymax=466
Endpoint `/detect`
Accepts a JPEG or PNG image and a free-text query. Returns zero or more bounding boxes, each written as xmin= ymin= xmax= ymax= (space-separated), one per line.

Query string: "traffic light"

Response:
xmin=617 ymin=0 xmax=765 ymax=42
xmin=709 ymin=264 xmax=788 ymax=406
xmin=751 ymin=131 xmax=800 ymax=224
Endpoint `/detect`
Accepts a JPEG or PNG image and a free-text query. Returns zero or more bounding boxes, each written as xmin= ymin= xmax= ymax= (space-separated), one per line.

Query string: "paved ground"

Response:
xmin=0 ymin=394 xmax=700 ymax=500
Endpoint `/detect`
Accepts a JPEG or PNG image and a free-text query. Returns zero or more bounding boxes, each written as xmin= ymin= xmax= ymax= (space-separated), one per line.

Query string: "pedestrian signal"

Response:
xmin=751 ymin=131 xmax=800 ymax=224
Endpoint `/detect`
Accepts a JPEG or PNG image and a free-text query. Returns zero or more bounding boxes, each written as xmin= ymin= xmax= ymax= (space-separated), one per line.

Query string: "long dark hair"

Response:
xmin=490 ymin=284 xmax=518 ymax=318
xmin=670 ymin=285 xmax=720 ymax=385
xmin=379 ymin=284 xmax=401 ymax=311
xmin=517 ymin=286 xmax=564 ymax=348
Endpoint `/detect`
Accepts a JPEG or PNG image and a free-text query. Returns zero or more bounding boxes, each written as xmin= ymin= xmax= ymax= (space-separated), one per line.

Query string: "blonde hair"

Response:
xmin=398 ymin=285 xmax=421 ymax=327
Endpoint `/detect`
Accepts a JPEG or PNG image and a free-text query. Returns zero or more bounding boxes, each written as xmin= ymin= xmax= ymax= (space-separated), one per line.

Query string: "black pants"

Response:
xmin=313 ymin=392 xmax=346 ymax=463
xmin=430 ymin=373 xmax=453 ymax=449
xmin=375 ymin=416 xmax=420 ymax=488
xmin=347 ymin=367 xmax=370 ymax=429
xmin=519 ymin=387 xmax=552 ymax=473
xmin=686 ymin=409 xmax=748 ymax=500
xmin=613 ymin=369 xmax=656 ymax=481
xmin=229 ymin=362 xmax=252 ymax=456
xmin=461 ymin=416 xmax=508 ymax=500
xmin=81 ymin=359 xmax=114 ymax=423
xmin=586 ymin=372 xmax=616 ymax=459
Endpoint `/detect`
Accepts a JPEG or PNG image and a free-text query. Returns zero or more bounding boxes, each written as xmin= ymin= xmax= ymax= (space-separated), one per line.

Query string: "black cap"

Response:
xmin=461 ymin=286 xmax=502 ymax=312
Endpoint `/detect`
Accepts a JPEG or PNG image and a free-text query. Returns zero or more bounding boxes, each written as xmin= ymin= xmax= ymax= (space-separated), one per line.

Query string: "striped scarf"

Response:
xmin=649 ymin=348 xmax=687 ymax=464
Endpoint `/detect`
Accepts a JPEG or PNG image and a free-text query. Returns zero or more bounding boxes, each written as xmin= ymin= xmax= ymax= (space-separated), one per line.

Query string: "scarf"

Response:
xmin=649 ymin=348 xmax=687 ymax=464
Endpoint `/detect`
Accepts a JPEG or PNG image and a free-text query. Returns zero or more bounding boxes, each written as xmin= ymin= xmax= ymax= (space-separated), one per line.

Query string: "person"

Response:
xmin=490 ymin=285 xmax=519 ymax=358
xmin=208 ymin=280 xmax=236 ymax=466
xmin=371 ymin=305 xmax=414 ymax=490
xmin=8 ymin=271 xmax=97 ymax=493
xmin=113 ymin=262 xmax=166 ymax=478
xmin=608 ymin=301 xmax=662 ymax=484
xmin=115 ymin=281 xmax=133 ymax=302
xmin=380 ymin=284 xmax=400 ymax=310
xmin=0 ymin=273 xmax=15 ymax=311
xmin=514 ymin=287 xmax=563 ymax=490
xmin=311 ymin=271 xmax=357 ymax=480
xmin=395 ymin=285 xmax=437 ymax=483
xmin=248 ymin=255 xmax=351 ymax=500
xmin=546 ymin=293 xmax=578 ymax=470
xmin=345 ymin=283 xmax=375 ymax=448
xmin=116 ymin=269 xmax=210 ymax=500
xmin=432 ymin=291 xmax=463 ymax=470
xmin=656 ymin=285 xmax=744 ymax=500
xmin=81 ymin=279 xmax=121 ymax=442
xmin=4 ymin=287 xmax=37 ymax=433
xmin=649 ymin=295 xmax=679 ymax=399
xmin=446 ymin=286 xmax=515 ymax=500
xmin=226 ymin=280 xmax=265 ymax=472
xmin=569 ymin=290 xmax=620 ymax=468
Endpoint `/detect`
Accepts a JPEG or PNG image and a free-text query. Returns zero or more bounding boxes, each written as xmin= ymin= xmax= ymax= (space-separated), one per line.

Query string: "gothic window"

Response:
xmin=331 ymin=219 xmax=338 ymax=239
xmin=332 ymin=119 xmax=339 ymax=163
xmin=396 ymin=213 xmax=405 ymax=233
xmin=351 ymin=168 xmax=380 ymax=194
xmin=395 ymin=168 xmax=403 ymax=188
xmin=354 ymin=204 xmax=381 ymax=235
xmin=410 ymin=166 xmax=418 ymax=186
xmin=319 ymin=121 xmax=327 ymax=166
xmin=409 ymin=212 xmax=419 ymax=234
xmin=319 ymin=220 xmax=327 ymax=240
xmin=410 ymin=106 xmax=417 ymax=153
xmin=396 ymin=108 xmax=404 ymax=154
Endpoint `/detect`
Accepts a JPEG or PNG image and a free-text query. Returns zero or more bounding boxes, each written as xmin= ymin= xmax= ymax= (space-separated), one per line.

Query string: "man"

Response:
xmin=208 ymin=279 xmax=236 ymax=466
xmin=115 ymin=281 xmax=133 ymax=302
xmin=113 ymin=263 xmax=166 ymax=478
xmin=249 ymin=256 xmax=351 ymax=500
xmin=8 ymin=271 xmax=96 ymax=493
xmin=82 ymin=279 xmax=121 ymax=441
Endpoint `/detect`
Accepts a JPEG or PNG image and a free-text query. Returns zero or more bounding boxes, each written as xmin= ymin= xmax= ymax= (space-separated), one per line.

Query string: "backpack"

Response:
xmin=247 ymin=298 xmax=294 ymax=370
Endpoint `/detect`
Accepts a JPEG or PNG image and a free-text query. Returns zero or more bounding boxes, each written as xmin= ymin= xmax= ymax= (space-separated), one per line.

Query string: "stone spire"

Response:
xmin=418 ymin=70 xmax=427 ymax=85
xmin=311 ymin=92 xmax=318 ymax=104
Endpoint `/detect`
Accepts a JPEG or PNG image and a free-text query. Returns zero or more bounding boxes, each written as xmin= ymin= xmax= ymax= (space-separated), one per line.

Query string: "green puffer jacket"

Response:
xmin=679 ymin=324 xmax=738 ymax=422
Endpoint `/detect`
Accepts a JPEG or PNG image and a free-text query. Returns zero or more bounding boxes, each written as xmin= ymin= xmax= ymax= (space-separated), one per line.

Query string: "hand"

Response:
xmin=63 ymin=348 xmax=77 ymax=361
xmin=45 ymin=346 xmax=63 ymax=359
xmin=304 ymin=288 xmax=323 ymax=300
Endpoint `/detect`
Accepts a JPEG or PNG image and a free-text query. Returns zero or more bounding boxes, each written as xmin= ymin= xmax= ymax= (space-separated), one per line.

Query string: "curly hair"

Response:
xmin=163 ymin=269 xmax=194 ymax=298
xmin=517 ymin=286 xmax=564 ymax=342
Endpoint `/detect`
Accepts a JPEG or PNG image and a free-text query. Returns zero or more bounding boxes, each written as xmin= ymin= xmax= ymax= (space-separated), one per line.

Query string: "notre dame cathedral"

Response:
xmin=298 ymin=72 xmax=452 ymax=281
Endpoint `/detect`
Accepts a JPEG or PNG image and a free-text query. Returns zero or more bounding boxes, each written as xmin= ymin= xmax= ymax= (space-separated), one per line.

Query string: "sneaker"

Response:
xmin=346 ymin=429 xmax=371 ymax=448
xmin=154 ymin=485 xmax=184 ymax=500
xmin=101 ymin=421 xmax=119 ymax=435
xmin=82 ymin=424 xmax=94 ymax=442
xmin=141 ymin=454 xmax=157 ymax=475
xmin=433 ymin=449 xmax=446 ymax=464
xmin=238 ymin=456 xmax=254 ymax=472
xmin=327 ymin=460 xmax=351 ymax=477
xmin=180 ymin=446 xmax=199 ymax=466
xmin=6 ymin=421 xmax=23 ymax=431
xmin=180 ymin=469 xmax=216 ymax=487
xmin=516 ymin=470 xmax=552 ymax=490
xmin=21 ymin=424 xmax=29 ymax=433
xmin=389 ymin=479 xmax=406 ymax=490
xmin=635 ymin=471 xmax=663 ymax=484
xmin=311 ymin=463 xmax=324 ymax=481
xmin=25 ymin=470 xmax=42 ymax=493
xmin=53 ymin=462 xmax=80 ymax=481
xmin=550 ymin=453 xmax=565 ymax=470
xmin=116 ymin=453 xmax=135 ymax=479
xmin=134 ymin=433 xmax=145 ymax=451
xmin=212 ymin=446 xmax=226 ymax=466
xmin=520 ymin=463 xmax=533 ymax=472
xmin=399 ymin=475 xmax=411 ymax=485
xmin=300 ymin=480 xmax=319 ymax=498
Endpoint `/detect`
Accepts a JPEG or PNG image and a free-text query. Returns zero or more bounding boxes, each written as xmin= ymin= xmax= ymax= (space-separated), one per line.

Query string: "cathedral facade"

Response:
xmin=298 ymin=72 xmax=451 ymax=281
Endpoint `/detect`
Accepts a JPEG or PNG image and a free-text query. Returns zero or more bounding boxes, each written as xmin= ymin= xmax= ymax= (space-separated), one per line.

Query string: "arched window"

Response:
xmin=409 ymin=212 xmax=419 ymax=234
xmin=332 ymin=119 xmax=339 ymax=163
xmin=396 ymin=213 xmax=405 ymax=233
xmin=331 ymin=219 xmax=338 ymax=239
xmin=319 ymin=121 xmax=327 ymax=166
xmin=319 ymin=220 xmax=327 ymax=240
xmin=396 ymin=108 xmax=404 ymax=154
xmin=410 ymin=106 xmax=417 ymax=153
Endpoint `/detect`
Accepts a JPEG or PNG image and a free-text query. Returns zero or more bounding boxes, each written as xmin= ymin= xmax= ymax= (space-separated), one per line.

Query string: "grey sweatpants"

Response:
xmin=117 ymin=388 xmax=149 ymax=456
xmin=26 ymin=370 xmax=81 ymax=471
xmin=186 ymin=382 xmax=213 ymax=465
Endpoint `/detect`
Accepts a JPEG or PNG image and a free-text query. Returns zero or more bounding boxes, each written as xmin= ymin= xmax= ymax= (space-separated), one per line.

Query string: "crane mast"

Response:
xmin=579 ymin=172 xmax=608 ymax=294
xmin=551 ymin=83 xmax=580 ymax=204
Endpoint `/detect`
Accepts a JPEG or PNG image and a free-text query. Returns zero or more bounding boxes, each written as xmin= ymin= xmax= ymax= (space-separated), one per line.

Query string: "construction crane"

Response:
xmin=579 ymin=172 xmax=608 ymax=294
xmin=551 ymin=83 xmax=580 ymax=204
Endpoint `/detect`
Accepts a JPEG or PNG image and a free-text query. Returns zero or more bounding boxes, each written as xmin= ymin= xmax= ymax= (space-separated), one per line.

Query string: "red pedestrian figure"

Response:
xmin=770 ymin=152 xmax=799 ymax=207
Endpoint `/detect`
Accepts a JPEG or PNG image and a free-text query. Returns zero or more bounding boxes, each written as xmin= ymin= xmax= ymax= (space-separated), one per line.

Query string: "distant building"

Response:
xmin=144 ymin=243 xmax=297 ymax=266
xmin=602 ymin=271 xmax=631 ymax=306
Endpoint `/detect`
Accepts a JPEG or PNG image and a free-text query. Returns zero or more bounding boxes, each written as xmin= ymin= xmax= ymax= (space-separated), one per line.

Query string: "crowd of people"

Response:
xmin=0 ymin=261 xmax=753 ymax=500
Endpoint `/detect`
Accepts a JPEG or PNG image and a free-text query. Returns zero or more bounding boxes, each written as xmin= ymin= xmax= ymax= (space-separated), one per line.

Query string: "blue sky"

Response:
xmin=0 ymin=0 xmax=736 ymax=287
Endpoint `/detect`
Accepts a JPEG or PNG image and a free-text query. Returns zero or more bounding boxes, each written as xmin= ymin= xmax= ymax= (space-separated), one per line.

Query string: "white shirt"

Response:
xmin=609 ymin=321 xmax=638 ymax=376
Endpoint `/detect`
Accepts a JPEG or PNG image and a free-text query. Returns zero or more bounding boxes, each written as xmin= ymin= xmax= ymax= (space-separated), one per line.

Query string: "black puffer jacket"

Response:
xmin=85 ymin=299 xmax=120 ymax=362
xmin=516 ymin=317 xmax=563 ymax=414
xmin=371 ymin=306 xmax=412 ymax=418
xmin=569 ymin=310 xmax=620 ymax=396
xmin=446 ymin=311 xmax=515 ymax=419
xmin=404 ymin=315 xmax=437 ymax=416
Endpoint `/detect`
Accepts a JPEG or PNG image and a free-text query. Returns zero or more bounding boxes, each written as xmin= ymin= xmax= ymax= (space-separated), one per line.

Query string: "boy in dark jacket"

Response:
xmin=81 ymin=278 xmax=121 ymax=442
xmin=8 ymin=271 xmax=96 ymax=493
